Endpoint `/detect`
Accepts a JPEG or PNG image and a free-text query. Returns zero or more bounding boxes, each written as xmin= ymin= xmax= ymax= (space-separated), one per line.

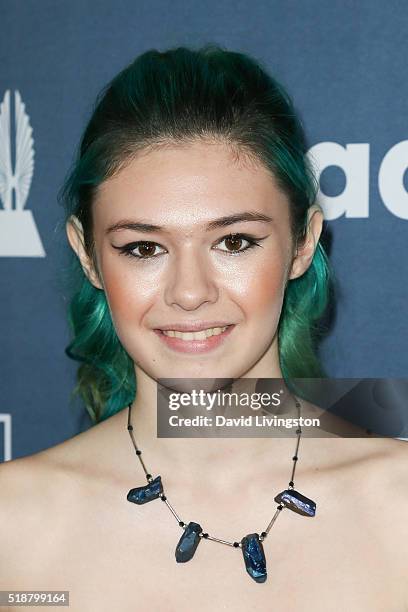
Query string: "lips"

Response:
xmin=154 ymin=324 xmax=235 ymax=353
xmin=155 ymin=321 xmax=234 ymax=333
xmin=161 ymin=325 xmax=228 ymax=339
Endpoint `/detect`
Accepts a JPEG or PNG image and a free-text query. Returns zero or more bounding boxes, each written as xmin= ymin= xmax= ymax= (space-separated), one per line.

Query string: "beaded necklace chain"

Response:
xmin=126 ymin=394 xmax=316 ymax=583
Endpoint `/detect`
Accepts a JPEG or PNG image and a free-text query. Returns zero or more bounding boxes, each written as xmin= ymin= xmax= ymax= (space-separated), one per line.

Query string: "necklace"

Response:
xmin=126 ymin=393 xmax=316 ymax=584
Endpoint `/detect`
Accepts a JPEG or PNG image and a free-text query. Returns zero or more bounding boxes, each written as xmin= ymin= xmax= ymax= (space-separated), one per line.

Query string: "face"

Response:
xmin=67 ymin=140 xmax=321 ymax=383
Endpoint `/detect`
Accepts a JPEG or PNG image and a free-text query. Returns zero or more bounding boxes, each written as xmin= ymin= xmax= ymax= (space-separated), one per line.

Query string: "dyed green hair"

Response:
xmin=59 ymin=43 xmax=334 ymax=425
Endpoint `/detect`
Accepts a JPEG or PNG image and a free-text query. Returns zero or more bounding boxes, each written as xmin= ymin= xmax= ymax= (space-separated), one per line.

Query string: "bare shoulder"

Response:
xmin=0 ymin=442 xmax=78 ymax=506
xmin=0 ymin=416 xmax=124 ymax=584
xmin=371 ymin=437 xmax=408 ymax=601
xmin=369 ymin=436 xmax=408 ymax=496
xmin=353 ymin=435 xmax=408 ymax=513
xmin=0 ymin=454 xmax=48 ymax=586
xmin=0 ymin=430 xmax=99 ymax=526
xmin=0 ymin=452 xmax=54 ymax=521
xmin=316 ymin=435 xmax=408 ymax=606
xmin=0 ymin=445 xmax=86 ymax=588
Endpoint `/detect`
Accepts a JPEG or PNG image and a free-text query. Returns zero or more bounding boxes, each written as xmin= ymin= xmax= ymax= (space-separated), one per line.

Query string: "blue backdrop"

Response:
xmin=1 ymin=0 xmax=407 ymax=461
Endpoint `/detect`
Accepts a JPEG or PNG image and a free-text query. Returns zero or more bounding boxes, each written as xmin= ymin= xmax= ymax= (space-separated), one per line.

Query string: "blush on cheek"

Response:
xmin=236 ymin=258 xmax=286 ymax=320
xmin=98 ymin=270 xmax=138 ymax=341
xmin=102 ymin=275 xmax=132 ymax=320
xmin=100 ymin=266 xmax=158 ymax=348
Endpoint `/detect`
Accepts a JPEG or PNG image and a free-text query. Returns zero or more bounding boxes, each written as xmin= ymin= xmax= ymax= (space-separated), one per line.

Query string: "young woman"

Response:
xmin=1 ymin=45 xmax=406 ymax=611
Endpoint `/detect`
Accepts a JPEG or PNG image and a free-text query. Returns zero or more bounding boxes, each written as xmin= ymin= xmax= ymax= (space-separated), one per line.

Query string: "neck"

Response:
xmin=124 ymin=358 xmax=302 ymax=494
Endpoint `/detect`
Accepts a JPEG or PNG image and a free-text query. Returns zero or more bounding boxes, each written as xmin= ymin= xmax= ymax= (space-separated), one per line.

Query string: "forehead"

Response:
xmin=93 ymin=140 xmax=290 ymax=229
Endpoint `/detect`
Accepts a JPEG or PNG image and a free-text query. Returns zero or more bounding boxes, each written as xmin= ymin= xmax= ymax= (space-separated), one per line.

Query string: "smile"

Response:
xmin=154 ymin=324 xmax=235 ymax=353
xmin=162 ymin=326 xmax=229 ymax=340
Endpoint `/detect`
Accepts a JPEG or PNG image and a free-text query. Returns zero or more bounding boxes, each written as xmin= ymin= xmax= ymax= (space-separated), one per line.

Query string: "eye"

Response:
xmin=112 ymin=241 xmax=166 ymax=259
xmin=112 ymin=233 xmax=267 ymax=261
xmin=213 ymin=233 xmax=265 ymax=255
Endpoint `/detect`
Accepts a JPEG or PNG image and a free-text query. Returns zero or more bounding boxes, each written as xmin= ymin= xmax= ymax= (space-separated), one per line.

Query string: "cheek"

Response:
xmin=100 ymin=261 xmax=156 ymax=331
xmin=228 ymin=255 xmax=287 ymax=321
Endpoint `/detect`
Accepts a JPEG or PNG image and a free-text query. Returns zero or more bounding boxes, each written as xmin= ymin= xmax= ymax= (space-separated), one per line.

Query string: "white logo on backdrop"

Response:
xmin=308 ymin=142 xmax=408 ymax=220
xmin=0 ymin=89 xmax=45 ymax=257
xmin=0 ymin=413 xmax=12 ymax=461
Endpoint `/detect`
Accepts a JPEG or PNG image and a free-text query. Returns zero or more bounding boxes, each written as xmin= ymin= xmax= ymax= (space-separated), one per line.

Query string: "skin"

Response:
xmin=68 ymin=139 xmax=322 ymax=383
xmin=65 ymin=138 xmax=324 ymax=489
xmin=1 ymin=139 xmax=407 ymax=609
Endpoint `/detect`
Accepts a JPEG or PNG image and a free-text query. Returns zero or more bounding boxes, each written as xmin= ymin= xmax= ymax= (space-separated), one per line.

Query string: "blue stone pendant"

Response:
xmin=175 ymin=521 xmax=203 ymax=562
xmin=127 ymin=475 xmax=163 ymax=504
xmin=241 ymin=533 xmax=267 ymax=583
xmin=274 ymin=489 xmax=316 ymax=517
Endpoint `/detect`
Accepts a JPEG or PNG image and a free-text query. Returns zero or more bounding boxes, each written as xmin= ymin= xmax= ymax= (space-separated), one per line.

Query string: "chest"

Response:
xmin=8 ymin=490 xmax=404 ymax=612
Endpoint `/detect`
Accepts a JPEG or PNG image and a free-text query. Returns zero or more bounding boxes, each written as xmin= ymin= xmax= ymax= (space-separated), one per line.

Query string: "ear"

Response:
xmin=65 ymin=215 xmax=104 ymax=290
xmin=288 ymin=205 xmax=324 ymax=280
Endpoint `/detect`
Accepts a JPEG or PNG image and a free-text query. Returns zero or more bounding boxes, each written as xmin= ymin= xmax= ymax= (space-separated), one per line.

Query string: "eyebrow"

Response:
xmin=105 ymin=211 xmax=274 ymax=235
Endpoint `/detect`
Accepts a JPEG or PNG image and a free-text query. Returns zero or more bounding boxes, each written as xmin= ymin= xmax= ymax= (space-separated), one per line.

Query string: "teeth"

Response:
xmin=162 ymin=326 xmax=229 ymax=340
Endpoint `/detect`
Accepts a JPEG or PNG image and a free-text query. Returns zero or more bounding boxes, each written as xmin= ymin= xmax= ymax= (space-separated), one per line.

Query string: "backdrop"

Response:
xmin=1 ymin=0 xmax=407 ymax=461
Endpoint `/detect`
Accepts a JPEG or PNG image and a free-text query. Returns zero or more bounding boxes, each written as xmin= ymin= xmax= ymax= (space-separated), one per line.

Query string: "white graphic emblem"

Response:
xmin=0 ymin=89 xmax=44 ymax=256
xmin=0 ymin=413 xmax=12 ymax=461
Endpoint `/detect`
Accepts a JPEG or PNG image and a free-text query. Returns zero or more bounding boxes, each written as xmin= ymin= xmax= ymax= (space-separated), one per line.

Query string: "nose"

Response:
xmin=163 ymin=248 xmax=219 ymax=311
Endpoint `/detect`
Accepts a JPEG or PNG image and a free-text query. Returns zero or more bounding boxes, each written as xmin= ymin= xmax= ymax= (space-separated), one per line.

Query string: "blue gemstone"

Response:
xmin=241 ymin=533 xmax=267 ymax=583
xmin=274 ymin=489 xmax=316 ymax=517
xmin=127 ymin=475 xmax=163 ymax=504
xmin=175 ymin=522 xmax=202 ymax=562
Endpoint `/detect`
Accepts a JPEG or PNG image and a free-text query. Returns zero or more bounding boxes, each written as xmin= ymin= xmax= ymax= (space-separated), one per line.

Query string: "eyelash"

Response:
xmin=112 ymin=233 xmax=267 ymax=260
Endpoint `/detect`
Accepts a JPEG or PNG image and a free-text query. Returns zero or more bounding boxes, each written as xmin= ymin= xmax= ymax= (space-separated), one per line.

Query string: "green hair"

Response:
xmin=58 ymin=43 xmax=335 ymax=425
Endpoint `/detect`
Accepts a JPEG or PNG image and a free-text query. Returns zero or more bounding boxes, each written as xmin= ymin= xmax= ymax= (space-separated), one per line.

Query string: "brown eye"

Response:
xmin=138 ymin=242 xmax=157 ymax=257
xmin=224 ymin=235 xmax=244 ymax=252
xmin=113 ymin=240 xmax=166 ymax=259
xmin=114 ymin=233 xmax=265 ymax=260
xmin=215 ymin=233 xmax=262 ymax=255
